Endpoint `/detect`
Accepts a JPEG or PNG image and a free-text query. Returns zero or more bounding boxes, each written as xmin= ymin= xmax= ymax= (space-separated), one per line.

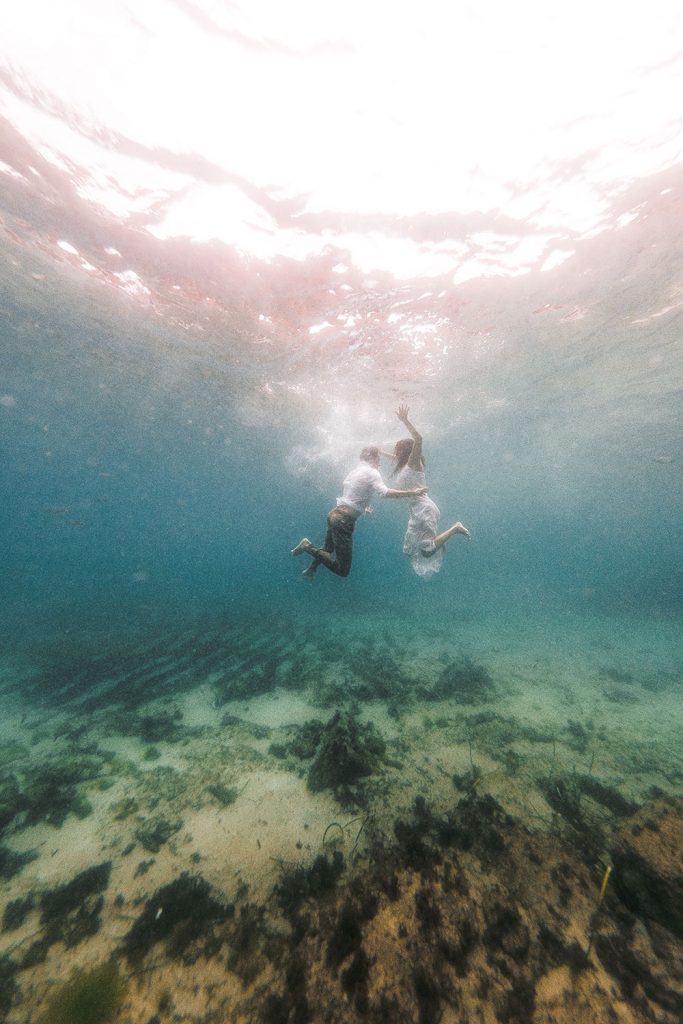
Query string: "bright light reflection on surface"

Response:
xmin=1 ymin=0 xmax=683 ymax=281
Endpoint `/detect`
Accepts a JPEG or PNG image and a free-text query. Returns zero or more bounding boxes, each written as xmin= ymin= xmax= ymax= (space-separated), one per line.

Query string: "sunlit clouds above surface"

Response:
xmin=2 ymin=0 xmax=683 ymax=410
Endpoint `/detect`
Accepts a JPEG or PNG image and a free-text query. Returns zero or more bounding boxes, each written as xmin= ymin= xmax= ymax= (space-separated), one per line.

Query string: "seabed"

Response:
xmin=0 ymin=607 xmax=681 ymax=1023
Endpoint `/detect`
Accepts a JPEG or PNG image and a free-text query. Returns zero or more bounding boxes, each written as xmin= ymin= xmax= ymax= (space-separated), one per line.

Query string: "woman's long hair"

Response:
xmin=391 ymin=437 xmax=424 ymax=475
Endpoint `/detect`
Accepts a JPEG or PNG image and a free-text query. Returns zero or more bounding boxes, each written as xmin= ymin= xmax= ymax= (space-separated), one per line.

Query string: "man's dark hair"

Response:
xmin=360 ymin=445 xmax=380 ymax=463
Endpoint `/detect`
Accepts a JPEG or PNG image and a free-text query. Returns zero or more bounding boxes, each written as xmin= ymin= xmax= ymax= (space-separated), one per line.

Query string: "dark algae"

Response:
xmin=40 ymin=862 xmax=112 ymax=946
xmin=306 ymin=710 xmax=387 ymax=805
xmin=421 ymin=655 xmax=495 ymax=704
xmin=1 ymin=623 xmax=681 ymax=1022
xmin=0 ymin=955 xmax=18 ymax=1019
xmin=134 ymin=816 xmax=183 ymax=853
xmin=0 ymin=846 xmax=39 ymax=881
xmin=1 ymin=895 xmax=34 ymax=932
xmin=241 ymin=793 xmax=683 ymax=1023
xmin=39 ymin=960 xmax=127 ymax=1024
xmin=122 ymin=873 xmax=233 ymax=963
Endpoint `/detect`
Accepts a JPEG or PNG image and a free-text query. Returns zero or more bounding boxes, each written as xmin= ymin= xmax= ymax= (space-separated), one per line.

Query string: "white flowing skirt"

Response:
xmin=403 ymin=497 xmax=444 ymax=578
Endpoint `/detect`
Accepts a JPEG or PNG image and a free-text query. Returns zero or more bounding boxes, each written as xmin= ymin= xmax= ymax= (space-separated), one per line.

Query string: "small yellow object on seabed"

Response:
xmin=598 ymin=864 xmax=612 ymax=905
xmin=585 ymin=863 xmax=613 ymax=961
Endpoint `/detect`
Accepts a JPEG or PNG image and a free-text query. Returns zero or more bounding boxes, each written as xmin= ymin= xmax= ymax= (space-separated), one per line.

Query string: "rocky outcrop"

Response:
xmin=611 ymin=796 xmax=683 ymax=938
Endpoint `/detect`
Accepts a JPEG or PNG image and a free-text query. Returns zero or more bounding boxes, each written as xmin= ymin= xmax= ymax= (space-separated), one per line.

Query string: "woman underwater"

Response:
xmin=386 ymin=405 xmax=470 ymax=578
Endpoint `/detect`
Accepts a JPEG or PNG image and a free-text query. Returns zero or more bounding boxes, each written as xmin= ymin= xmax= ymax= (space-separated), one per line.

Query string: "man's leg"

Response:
xmin=301 ymin=517 xmax=336 ymax=577
xmin=305 ymin=509 xmax=355 ymax=577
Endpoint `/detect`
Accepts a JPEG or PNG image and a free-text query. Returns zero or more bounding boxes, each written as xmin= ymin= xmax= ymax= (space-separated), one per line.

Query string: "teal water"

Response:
xmin=1 ymin=251 xmax=680 ymax=663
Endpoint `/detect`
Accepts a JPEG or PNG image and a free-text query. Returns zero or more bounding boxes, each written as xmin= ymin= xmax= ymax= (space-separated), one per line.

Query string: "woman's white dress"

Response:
xmin=394 ymin=466 xmax=444 ymax=578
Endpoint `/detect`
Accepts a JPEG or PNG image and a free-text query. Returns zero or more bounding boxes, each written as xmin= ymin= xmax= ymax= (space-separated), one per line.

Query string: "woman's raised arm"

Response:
xmin=396 ymin=404 xmax=423 ymax=470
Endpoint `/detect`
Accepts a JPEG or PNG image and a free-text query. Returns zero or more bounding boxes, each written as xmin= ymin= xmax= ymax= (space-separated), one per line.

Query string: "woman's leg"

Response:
xmin=429 ymin=521 xmax=470 ymax=553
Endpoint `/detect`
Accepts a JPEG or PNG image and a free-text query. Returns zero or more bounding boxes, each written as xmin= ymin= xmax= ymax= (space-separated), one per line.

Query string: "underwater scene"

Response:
xmin=1 ymin=4 xmax=682 ymax=1023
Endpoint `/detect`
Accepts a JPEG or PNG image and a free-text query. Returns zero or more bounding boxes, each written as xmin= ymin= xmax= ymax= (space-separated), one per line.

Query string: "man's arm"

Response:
xmin=366 ymin=465 xmax=426 ymax=500
xmin=384 ymin=486 xmax=427 ymax=499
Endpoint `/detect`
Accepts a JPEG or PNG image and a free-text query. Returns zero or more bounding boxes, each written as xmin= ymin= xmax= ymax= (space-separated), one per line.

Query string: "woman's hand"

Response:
xmin=396 ymin=403 xmax=410 ymax=422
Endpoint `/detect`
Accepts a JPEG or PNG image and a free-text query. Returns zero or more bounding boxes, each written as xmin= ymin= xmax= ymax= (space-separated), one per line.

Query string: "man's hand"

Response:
xmin=364 ymin=505 xmax=375 ymax=515
xmin=396 ymin=403 xmax=410 ymax=423
xmin=413 ymin=487 xmax=427 ymax=496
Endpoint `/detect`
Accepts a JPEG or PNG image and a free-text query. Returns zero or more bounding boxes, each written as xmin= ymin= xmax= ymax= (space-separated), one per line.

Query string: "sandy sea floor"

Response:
xmin=0 ymin=606 xmax=681 ymax=1023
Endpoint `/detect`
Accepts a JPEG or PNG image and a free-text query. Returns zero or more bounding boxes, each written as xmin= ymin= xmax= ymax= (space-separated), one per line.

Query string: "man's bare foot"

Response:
xmin=291 ymin=538 xmax=313 ymax=556
xmin=452 ymin=522 xmax=471 ymax=539
xmin=302 ymin=563 xmax=317 ymax=579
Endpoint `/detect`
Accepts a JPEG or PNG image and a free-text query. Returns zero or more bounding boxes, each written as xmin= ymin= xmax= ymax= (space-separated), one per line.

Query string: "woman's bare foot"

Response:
xmin=432 ymin=521 xmax=471 ymax=550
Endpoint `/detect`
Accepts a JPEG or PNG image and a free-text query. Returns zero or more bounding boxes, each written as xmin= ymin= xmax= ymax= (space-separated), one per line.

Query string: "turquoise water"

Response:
xmin=2 ymin=250 xmax=681 ymax=649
